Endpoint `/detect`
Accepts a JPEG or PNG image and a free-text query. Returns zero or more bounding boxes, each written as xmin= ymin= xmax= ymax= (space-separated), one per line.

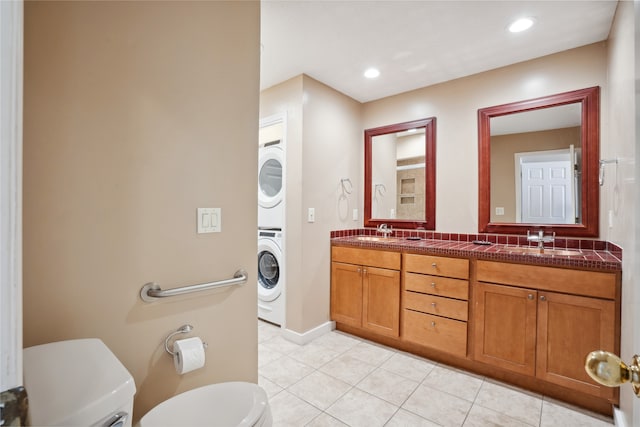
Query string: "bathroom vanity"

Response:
xmin=330 ymin=230 xmax=621 ymax=415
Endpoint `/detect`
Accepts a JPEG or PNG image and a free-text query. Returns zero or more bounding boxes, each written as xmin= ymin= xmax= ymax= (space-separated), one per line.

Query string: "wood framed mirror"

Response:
xmin=478 ymin=86 xmax=600 ymax=237
xmin=364 ymin=117 xmax=436 ymax=230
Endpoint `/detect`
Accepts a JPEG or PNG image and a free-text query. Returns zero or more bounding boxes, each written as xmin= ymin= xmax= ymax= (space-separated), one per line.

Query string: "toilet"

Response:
xmin=139 ymin=382 xmax=272 ymax=427
xmin=23 ymin=338 xmax=136 ymax=427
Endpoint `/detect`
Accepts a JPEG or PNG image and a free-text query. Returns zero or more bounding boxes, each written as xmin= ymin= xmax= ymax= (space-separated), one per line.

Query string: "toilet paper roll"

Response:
xmin=173 ymin=337 xmax=206 ymax=374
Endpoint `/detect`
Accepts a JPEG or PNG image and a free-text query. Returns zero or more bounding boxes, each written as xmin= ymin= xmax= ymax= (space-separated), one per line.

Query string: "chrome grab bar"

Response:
xmin=140 ymin=269 xmax=248 ymax=302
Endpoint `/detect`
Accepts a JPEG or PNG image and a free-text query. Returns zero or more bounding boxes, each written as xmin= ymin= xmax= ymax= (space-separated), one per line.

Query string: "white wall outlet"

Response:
xmin=352 ymin=208 xmax=358 ymax=221
xmin=197 ymin=208 xmax=221 ymax=233
xmin=495 ymin=207 xmax=505 ymax=216
xmin=608 ymin=209 xmax=614 ymax=228
xmin=308 ymin=207 xmax=315 ymax=223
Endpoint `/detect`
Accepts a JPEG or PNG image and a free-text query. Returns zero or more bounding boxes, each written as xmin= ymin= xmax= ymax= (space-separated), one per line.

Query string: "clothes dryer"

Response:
xmin=257 ymin=229 xmax=284 ymax=325
xmin=258 ymin=144 xmax=285 ymax=229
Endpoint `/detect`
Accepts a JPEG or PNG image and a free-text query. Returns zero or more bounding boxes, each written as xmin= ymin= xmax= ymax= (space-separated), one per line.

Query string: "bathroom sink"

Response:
xmin=506 ymin=247 xmax=583 ymax=257
xmin=354 ymin=236 xmax=397 ymax=242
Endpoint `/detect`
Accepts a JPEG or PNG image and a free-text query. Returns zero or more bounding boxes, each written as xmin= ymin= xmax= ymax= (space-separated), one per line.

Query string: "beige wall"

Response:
xmin=605 ymin=1 xmax=638 ymax=425
xmin=363 ymin=43 xmax=607 ymax=234
xmin=23 ymin=1 xmax=260 ymax=421
xmin=260 ymin=75 xmax=362 ymax=333
xmin=490 ymin=127 xmax=581 ymax=222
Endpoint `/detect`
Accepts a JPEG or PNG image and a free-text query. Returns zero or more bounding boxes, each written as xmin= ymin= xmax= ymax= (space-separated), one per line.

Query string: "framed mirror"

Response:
xmin=364 ymin=117 xmax=436 ymax=230
xmin=478 ymin=86 xmax=600 ymax=237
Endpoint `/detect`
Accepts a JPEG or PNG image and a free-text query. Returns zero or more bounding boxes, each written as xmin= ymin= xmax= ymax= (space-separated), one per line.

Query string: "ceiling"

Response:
xmin=260 ymin=0 xmax=618 ymax=103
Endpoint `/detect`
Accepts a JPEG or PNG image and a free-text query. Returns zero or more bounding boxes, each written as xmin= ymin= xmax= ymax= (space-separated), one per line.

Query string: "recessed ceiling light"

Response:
xmin=364 ymin=68 xmax=380 ymax=79
xmin=509 ymin=17 xmax=534 ymax=33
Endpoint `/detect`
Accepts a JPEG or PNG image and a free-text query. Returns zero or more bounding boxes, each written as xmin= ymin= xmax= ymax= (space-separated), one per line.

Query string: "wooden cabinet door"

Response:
xmin=473 ymin=282 xmax=537 ymax=376
xmin=330 ymin=262 xmax=362 ymax=327
xmin=536 ymin=291 xmax=616 ymax=399
xmin=363 ymin=267 xmax=400 ymax=337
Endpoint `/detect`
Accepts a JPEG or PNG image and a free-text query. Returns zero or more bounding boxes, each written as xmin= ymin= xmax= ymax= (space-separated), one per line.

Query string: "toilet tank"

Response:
xmin=23 ymin=338 xmax=136 ymax=427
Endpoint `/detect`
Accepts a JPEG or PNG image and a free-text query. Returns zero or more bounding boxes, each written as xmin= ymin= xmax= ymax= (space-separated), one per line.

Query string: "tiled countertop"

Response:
xmin=331 ymin=229 xmax=622 ymax=272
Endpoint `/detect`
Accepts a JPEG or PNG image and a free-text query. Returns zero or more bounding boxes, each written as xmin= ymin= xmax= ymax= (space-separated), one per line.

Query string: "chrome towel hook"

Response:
xmin=340 ymin=178 xmax=353 ymax=194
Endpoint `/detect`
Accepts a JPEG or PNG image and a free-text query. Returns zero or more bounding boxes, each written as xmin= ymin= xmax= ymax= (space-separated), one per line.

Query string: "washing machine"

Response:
xmin=258 ymin=143 xmax=285 ymax=229
xmin=257 ymin=229 xmax=285 ymax=325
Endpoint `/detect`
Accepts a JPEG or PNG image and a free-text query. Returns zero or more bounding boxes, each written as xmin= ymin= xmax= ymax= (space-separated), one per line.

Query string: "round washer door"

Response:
xmin=257 ymin=238 xmax=282 ymax=302
xmin=258 ymin=146 xmax=284 ymax=209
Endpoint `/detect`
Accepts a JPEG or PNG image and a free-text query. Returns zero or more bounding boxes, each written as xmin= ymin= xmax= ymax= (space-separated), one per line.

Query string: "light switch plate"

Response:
xmin=495 ymin=207 xmax=505 ymax=216
xmin=308 ymin=208 xmax=315 ymax=223
xmin=197 ymin=208 xmax=221 ymax=233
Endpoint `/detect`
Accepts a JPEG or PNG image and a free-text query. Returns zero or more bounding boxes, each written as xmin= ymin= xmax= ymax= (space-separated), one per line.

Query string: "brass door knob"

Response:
xmin=585 ymin=350 xmax=640 ymax=397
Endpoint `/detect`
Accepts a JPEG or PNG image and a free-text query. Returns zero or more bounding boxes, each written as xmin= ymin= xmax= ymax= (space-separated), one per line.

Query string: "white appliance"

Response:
xmin=257 ymin=229 xmax=284 ymax=325
xmin=258 ymin=143 xmax=285 ymax=229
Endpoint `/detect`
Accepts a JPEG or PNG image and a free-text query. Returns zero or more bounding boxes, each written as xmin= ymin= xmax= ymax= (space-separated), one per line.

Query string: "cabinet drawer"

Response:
xmin=403 ymin=309 xmax=467 ymax=356
xmin=404 ymin=253 xmax=469 ymax=279
xmin=476 ymin=261 xmax=617 ymax=300
xmin=332 ymin=246 xmax=400 ymax=270
xmin=404 ymin=272 xmax=469 ymax=300
xmin=404 ymin=292 xmax=468 ymax=321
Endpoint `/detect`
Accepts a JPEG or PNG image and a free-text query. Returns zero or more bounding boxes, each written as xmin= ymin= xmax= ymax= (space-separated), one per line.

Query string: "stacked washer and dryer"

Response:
xmin=257 ymin=116 xmax=286 ymax=326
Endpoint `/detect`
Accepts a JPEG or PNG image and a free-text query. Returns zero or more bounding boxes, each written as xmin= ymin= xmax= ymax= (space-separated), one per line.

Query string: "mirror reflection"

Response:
xmin=478 ymin=86 xmax=600 ymax=237
xmin=371 ymin=128 xmax=426 ymax=220
xmin=490 ymin=103 xmax=582 ymax=224
xmin=364 ymin=117 xmax=436 ymax=230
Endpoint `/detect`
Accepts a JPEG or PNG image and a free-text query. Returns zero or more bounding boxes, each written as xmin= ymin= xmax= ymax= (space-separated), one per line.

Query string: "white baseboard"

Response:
xmin=281 ymin=321 xmax=336 ymax=345
xmin=613 ymin=407 xmax=628 ymax=427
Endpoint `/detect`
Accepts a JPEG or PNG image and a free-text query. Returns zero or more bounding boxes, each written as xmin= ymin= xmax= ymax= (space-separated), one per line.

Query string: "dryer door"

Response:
xmin=258 ymin=146 xmax=284 ymax=209
xmin=257 ymin=238 xmax=282 ymax=302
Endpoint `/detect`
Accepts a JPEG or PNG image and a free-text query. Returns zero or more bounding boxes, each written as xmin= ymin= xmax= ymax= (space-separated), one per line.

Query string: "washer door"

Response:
xmin=258 ymin=146 xmax=284 ymax=209
xmin=257 ymin=238 xmax=282 ymax=302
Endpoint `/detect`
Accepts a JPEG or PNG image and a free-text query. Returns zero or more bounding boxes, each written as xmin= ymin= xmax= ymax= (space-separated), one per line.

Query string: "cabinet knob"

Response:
xmin=357 ymin=268 xmax=361 ymax=273
xmin=431 ymin=302 xmax=437 ymax=308
xmin=430 ymin=321 xmax=436 ymax=327
xmin=431 ymin=263 xmax=437 ymax=267
xmin=540 ymin=295 xmax=547 ymax=301
xmin=527 ymin=294 xmax=534 ymax=300
xmin=430 ymin=282 xmax=436 ymax=288
xmin=362 ymin=268 xmax=367 ymax=275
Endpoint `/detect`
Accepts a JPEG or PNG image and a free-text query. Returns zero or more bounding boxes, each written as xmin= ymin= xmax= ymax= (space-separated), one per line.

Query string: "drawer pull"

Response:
xmin=431 ymin=321 xmax=436 ymax=327
xmin=431 ymin=302 xmax=437 ymax=308
xmin=430 ymin=282 xmax=436 ymax=288
xmin=431 ymin=263 xmax=437 ymax=267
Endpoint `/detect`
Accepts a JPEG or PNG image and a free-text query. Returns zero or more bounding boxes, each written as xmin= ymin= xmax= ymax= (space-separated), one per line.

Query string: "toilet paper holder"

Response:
xmin=164 ymin=324 xmax=208 ymax=356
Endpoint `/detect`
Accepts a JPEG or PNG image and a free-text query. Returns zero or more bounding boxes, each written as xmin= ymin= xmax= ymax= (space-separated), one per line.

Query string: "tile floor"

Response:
xmin=258 ymin=320 xmax=614 ymax=427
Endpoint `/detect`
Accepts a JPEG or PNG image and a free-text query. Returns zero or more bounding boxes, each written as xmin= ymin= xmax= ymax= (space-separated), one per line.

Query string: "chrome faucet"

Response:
xmin=377 ymin=223 xmax=393 ymax=237
xmin=527 ymin=230 xmax=555 ymax=250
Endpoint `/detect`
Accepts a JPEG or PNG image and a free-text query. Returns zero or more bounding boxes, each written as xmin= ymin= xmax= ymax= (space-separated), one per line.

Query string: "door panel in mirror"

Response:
xmin=478 ymin=87 xmax=599 ymax=237
xmin=365 ymin=117 xmax=436 ymax=230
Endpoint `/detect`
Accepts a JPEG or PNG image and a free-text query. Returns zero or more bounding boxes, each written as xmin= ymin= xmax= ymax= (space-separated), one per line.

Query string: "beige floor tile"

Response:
xmin=402 ymin=383 xmax=472 ymax=427
xmin=326 ymin=387 xmax=398 ymax=427
xmin=258 ymin=343 xmax=285 ymax=367
xmin=306 ymin=412 xmax=349 ymax=427
xmin=269 ymin=389 xmax=321 ymax=427
xmin=356 ymin=367 xmax=419 ymax=406
xmin=258 ymin=375 xmax=283 ymax=399
xmin=261 ymin=334 xmax=304 ymax=354
xmin=422 ymin=365 xmax=484 ymax=402
xmin=319 ymin=353 xmax=378 ymax=385
xmin=342 ymin=341 xmax=395 ymax=366
xmin=540 ymin=400 xmax=613 ymax=427
xmin=385 ymin=409 xmax=441 ymax=427
xmin=313 ymin=331 xmax=361 ymax=353
xmin=474 ymin=381 xmax=542 ymax=426
xmin=259 ymin=355 xmax=314 ymax=388
xmin=288 ymin=371 xmax=352 ymax=410
xmin=463 ymin=404 xmax=535 ymax=427
xmin=258 ymin=322 xmax=281 ymax=343
xmin=289 ymin=341 xmax=341 ymax=368
xmin=380 ymin=352 xmax=436 ymax=382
